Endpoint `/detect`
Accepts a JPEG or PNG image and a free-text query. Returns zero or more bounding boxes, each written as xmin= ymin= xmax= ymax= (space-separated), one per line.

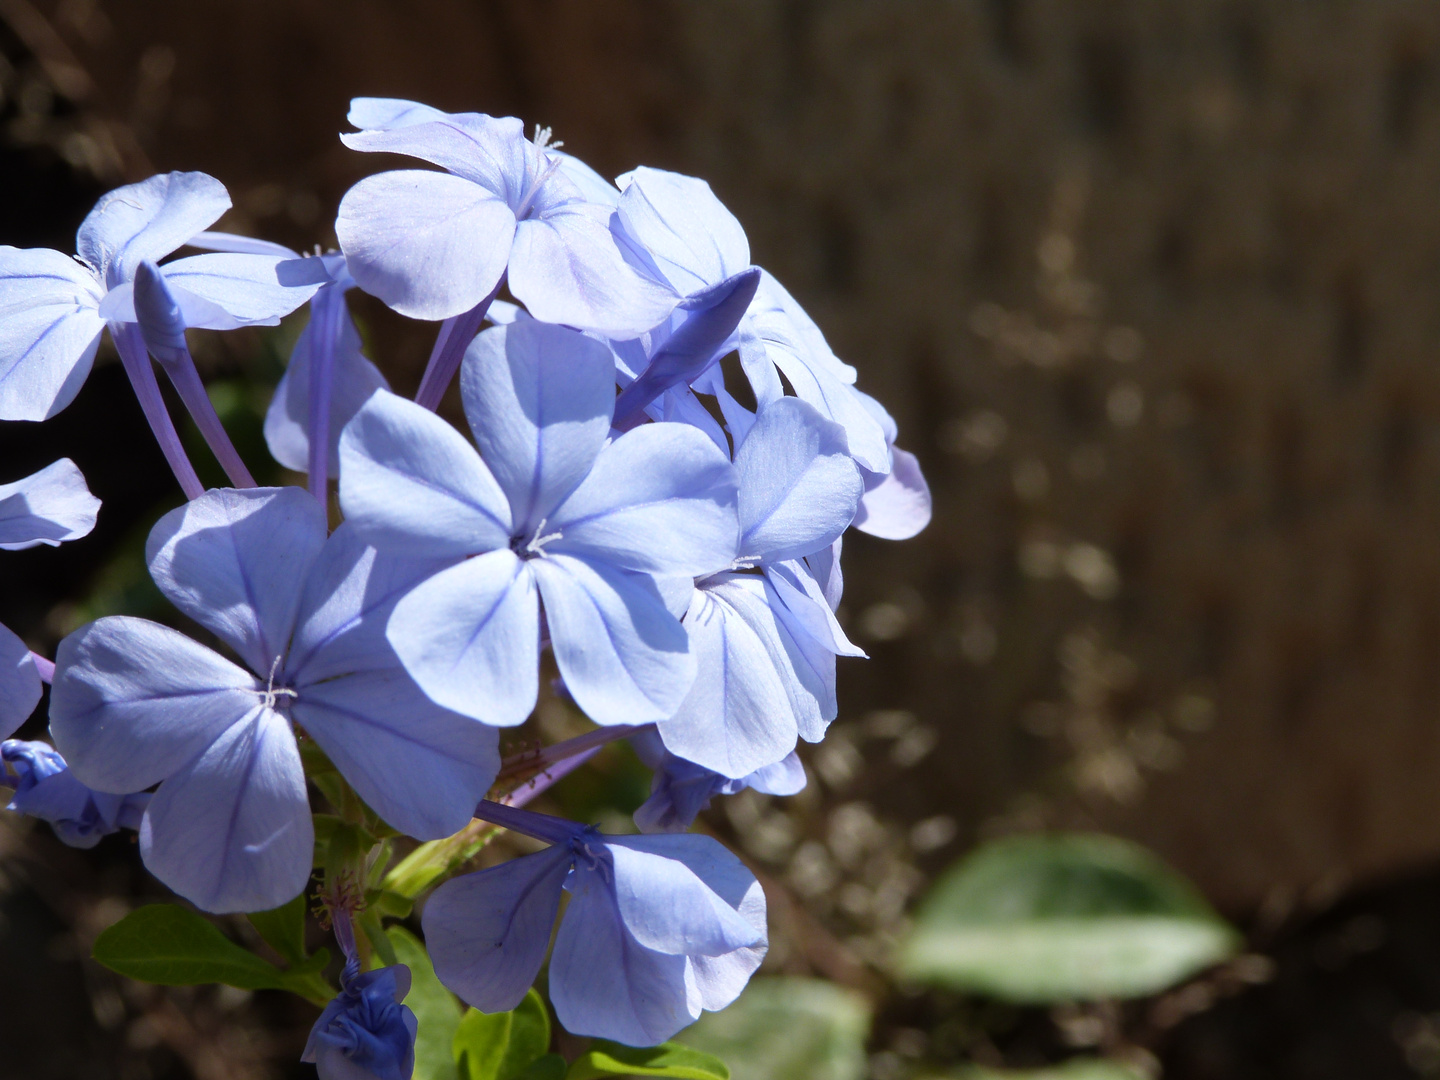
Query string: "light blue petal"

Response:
xmin=339 ymin=390 xmax=513 ymax=559
xmin=146 ymin=488 xmax=328 ymax=675
xmin=656 ymin=587 xmax=797 ymax=779
xmin=296 ymin=670 xmax=500 ymax=840
xmin=853 ymin=446 xmax=932 ymax=540
xmin=804 ymin=537 xmax=844 ymax=611
xmin=460 ymin=320 xmax=614 ymax=534
xmin=49 ymin=617 xmax=260 ymax=793
xmin=424 ymin=844 xmax=573 ymax=1013
xmin=557 ymin=151 xmax=621 ymax=207
xmin=764 ymin=561 xmax=864 ymax=658
xmin=265 ymin=292 xmax=389 ymax=474
xmin=76 ymin=172 xmax=230 ymax=286
xmin=603 ymin=835 xmax=764 ymax=955
xmin=532 ymin=555 xmax=693 ymax=727
xmin=336 ymin=170 xmax=515 ymax=321
xmin=549 ymin=424 xmax=738 ymax=577
xmin=735 ymin=397 xmax=862 ymax=564
xmin=342 ymin=112 xmax=532 ymax=200
xmin=347 ymin=97 xmax=449 ymax=130
xmin=140 ymin=705 xmax=312 ymax=913
xmin=747 ymin=752 xmax=807 ymax=797
xmin=615 ymin=167 xmax=750 ymax=297
xmin=0 ymin=622 xmax=41 ymax=738
xmin=0 ymin=457 xmax=100 ymax=550
xmin=387 ymin=550 xmax=539 ymax=727
xmin=185 ymin=230 xmax=300 ymax=258
xmin=0 ymin=247 xmax=104 ymax=420
xmin=156 ymin=253 xmax=321 ymax=327
xmin=549 ymin=865 xmax=697 ymax=1046
xmin=510 ymin=204 xmax=677 ymax=336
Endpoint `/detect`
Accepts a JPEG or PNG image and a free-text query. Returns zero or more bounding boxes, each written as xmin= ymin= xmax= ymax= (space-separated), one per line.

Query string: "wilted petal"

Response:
xmin=146 ymin=488 xmax=328 ymax=675
xmin=340 ymin=390 xmax=512 ymax=559
xmin=156 ymin=253 xmax=321 ymax=328
xmin=550 ymin=424 xmax=738 ymax=577
xmin=549 ymin=866 xmax=696 ymax=1046
xmin=0 ymin=622 xmax=41 ymax=739
xmin=303 ymin=964 xmax=418 ymax=1080
xmin=49 ymin=617 xmax=260 ymax=793
xmin=510 ymin=204 xmax=676 ymax=336
xmin=76 ymin=172 xmax=230 ymax=286
xmin=424 ymin=844 xmax=573 ymax=1013
xmin=615 ymin=167 xmax=750 ymax=296
xmin=604 ymin=834 xmax=764 ymax=956
xmin=0 ymin=247 xmax=105 ymax=421
xmin=853 ymin=447 xmax=932 ymax=540
xmin=656 ymin=587 xmax=797 ymax=779
xmin=532 ymin=555 xmax=693 ymax=727
xmin=0 ymin=458 xmax=100 ymax=550
xmin=336 ymin=170 xmax=516 ymax=320
xmin=265 ymin=292 xmax=389 ymax=475
xmin=735 ymin=397 xmax=862 ymax=564
xmin=460 ymin=320 xmax=614 ymax=534
xmin=387 ymin=550 xmax=539 ymax=727
xmin=140 ymin=706 xmax=312 ymax=913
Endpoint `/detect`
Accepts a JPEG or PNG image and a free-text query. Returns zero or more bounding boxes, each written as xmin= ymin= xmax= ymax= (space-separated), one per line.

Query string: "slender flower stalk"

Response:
xmin=497 ymin=722 xmax=647 ymax=782
xmin=110 ymin=322 xmax=205 ymax=500
xmin=306 ymin=283 xmax=349 ymax=499
xmin=413 ymin=276 xmax=505 ymax=411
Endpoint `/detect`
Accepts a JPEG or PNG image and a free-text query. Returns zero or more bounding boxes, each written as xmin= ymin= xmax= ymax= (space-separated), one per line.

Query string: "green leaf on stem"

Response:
xmin=513 ymin=1056 xmax=567 ymax=1080
xmin=247 ymin=893 xmax=310 ymax=966
xmin=453 ymin=987 xmax=552 ymax=1080
xmin=387 ymin=926 xmax=463 ymax=1080
xmin=565 ymin=1041 xmax=729 ymax=1080
xmin=94 ymin=904 xmax=291 ymax=991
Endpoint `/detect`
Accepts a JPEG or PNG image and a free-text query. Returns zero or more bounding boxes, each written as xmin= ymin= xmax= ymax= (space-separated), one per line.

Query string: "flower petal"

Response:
xmin=49 ymin=617 xmax=260 ymax=793
xmin=76 ymin=172 xmax=231 ymax=286
xmin=0 ymin=458 xmax=100 ymax=550
xmin=265 ymin=290 xmax=389 ymax=475
xmin=336 ymin=170 xmax=515 ymax=321
xmin=387 ymin=550 xmax=539 ymax=727
xmin=550 ymin=424 xmax=738 ymax=577
xmin=853 ymin=447 xmax=932 ymax=540
xmin=735 ymin=397 xmax=862 ymax=563
xmin=549 ymin=866 xmax=696 ymax=1046
xmin=155 ymin=253 xmax=321 ymax=327
xmin=0 ymin=247 xmax=104 ymax=421
xmin=347 ymin=97 xmax=449 ymax=130
xmin=510 ymin=204 xmax=677 ymax=336
xmin=615 ymin=167 xmax=750 ymax=296
xmin=764 ymin=561 xmax=864 ymax=658
xmin=424 ymin=845 xmax=573 ymax=1013
xmin=146 ymin=488 xmax=328 ymax=675
xmin=140 ymin=706 xmax=312 ymax=913
xmin=339 ymin=389 xmax=512 ymax=559
xmin=656 ymin=587 xmax=798 ymax=779
xmin=342 ymin=113 xmax=531 ymax=199
xmin=0 ymin=622 xmax=41 ymax=739
xmin=532 ymin=555 xmax=693 ymax=727
xmin=460 ymin=320 xmax=615 ymax=534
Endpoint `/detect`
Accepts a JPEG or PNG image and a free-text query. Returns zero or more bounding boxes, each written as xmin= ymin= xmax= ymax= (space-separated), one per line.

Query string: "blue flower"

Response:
xmin=424 ymin=801 xmax=766 ymax=1047
xmin=338 ymin=318 xmax=738 ymax=730
xmin=302 ymin=964 xmax=418 ymax=1080
xmin=655 ymin=397 xmax=866 ymax=779
xmin=1 ymin=740 xmax=149 ymax=849
xmin=630 ymin=729 xmax=806 ymax=834
xmin=0 ymin=458 xmax=100 ymax=736
xmin=0 ymin=172 xmax=318 ymax=421
xmin=49 ymin=487 xmax=500 ymax=913
xmin=335 ymin=98 xmax=673 ymax=335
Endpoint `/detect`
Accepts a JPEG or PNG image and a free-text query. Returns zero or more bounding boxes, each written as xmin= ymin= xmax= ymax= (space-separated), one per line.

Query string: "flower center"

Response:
xmin=259 ymin=655 xmax=299 ymax=712
xmin=513 ymin=518 xmax=563 ymax=560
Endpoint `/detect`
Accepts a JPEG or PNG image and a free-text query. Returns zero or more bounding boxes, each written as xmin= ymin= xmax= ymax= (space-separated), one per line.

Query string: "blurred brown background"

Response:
xmin=6 ymin=1 xmax=1440 ymax=1077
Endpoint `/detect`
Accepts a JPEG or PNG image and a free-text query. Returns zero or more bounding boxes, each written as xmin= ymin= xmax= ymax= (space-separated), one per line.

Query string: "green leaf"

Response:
xmin=897 ymin=833 xmax=1242 ymax=1003
xmin=387 ymin=926 xmax=463 ymax=1080
xmin=93 ymin=904 xmax=290 ymax=991
xmin=454 ymin=988 xmax=552 ymax=1080
xmin=513 ymin=1056 xmax=567 ymax=1080
xmin=566 ymin=1042 xmax=729 ymax=1080
xmin=248 ymin=893 xmax=310 ymax=966
xmin=678 ymin=977 xmax=869 ymax=1080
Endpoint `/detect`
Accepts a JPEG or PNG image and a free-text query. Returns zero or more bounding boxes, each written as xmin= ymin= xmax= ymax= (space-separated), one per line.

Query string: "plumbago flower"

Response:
xmin=0 ymin=95 xmax=933 ymax=1069
xmin=0 ymin=458 xmax=99 ymax=736
xmin=425 ymin=801 xmax=766 ymax=1046
xmin=339 ymin=318 xmax=738 ymax=728
xmin=49 ymin=488 xmax=500 ymax=913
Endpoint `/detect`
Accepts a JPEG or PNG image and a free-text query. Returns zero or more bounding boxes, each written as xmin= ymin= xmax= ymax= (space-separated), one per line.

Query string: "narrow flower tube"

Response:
xmin=109 ymin=322 xmax=205 ymax=500
xmin=413 ymin=275 xmax=504 ymax=411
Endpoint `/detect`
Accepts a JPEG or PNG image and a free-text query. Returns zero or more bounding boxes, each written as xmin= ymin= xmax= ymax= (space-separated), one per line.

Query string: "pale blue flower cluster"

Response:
xmin=0 ymin=97 xmax=930 ymax=1066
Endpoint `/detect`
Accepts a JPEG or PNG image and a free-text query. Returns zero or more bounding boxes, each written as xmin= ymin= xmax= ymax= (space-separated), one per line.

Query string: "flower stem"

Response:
xmin=306 ymin=284 xmax=347 ymax=500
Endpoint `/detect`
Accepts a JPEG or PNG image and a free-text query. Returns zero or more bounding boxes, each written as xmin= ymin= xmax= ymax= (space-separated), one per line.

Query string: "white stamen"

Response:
xmin=524 ymin=518 xmax=564 ymax=558
xmin=260 ymin=655 xmax=298 ymax=710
